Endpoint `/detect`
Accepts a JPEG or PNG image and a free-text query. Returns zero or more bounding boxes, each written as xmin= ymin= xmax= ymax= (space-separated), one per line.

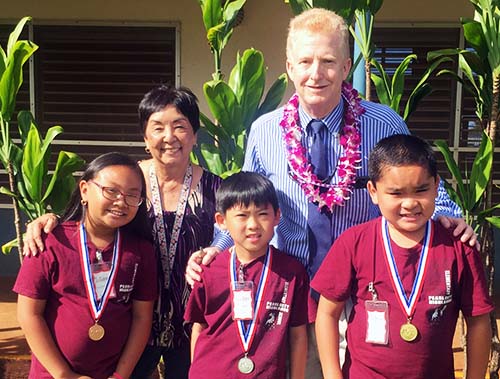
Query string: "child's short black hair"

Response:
xmin=216 ymin=172 xmax=280 ymax=214
xmin=368 ymin=134 xmax=437 ymax=184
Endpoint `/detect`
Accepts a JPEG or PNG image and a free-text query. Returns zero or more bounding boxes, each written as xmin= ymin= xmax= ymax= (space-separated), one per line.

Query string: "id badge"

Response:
xmin=365 ymin=300 xmax=389 ymax=345
xmin=232 ymin=281 xmax=254 ymax=320
xmin=91 ymin=262 xmax=116 ymax=300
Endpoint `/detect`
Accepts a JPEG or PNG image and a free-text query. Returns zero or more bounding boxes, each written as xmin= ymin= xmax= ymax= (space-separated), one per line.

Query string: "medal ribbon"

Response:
xmin=78 ymin=223 xmax=121 ymax=321
xmin=230 ymin=247 xmax=272 ymax=352
xmin=381 ymin=218 xmax=433 ymax=318
xmin=149 ymin=163 xmax=193 ymax=289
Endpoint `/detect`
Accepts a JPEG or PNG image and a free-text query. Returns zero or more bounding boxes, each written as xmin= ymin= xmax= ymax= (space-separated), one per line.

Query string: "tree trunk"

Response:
xmin=7 ymin=161 xmax=24 ymax=265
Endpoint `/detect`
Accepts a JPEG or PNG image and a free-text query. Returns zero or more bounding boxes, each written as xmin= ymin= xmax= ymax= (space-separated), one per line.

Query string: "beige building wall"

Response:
xmin=2 ymin=0 xmax=474 ymax=112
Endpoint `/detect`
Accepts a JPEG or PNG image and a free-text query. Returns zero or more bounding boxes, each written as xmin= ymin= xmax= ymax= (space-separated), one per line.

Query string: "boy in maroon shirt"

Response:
xmin=184 ymin=172 xmax=309 ymax=379
xmin=312 ymin=134 xmax=493 ymax=379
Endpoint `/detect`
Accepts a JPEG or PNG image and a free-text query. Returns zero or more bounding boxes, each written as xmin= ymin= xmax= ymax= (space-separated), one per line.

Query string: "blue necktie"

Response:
xmin=306 ymin=119 xmax=333 ymax=299
xmin=308 ymin=119 xmax=328 ymax=180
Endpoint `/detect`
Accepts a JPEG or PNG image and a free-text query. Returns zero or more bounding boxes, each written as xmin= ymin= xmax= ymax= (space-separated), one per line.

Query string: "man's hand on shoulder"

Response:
xmin=437 ymin=216 xmax=479 ymax=250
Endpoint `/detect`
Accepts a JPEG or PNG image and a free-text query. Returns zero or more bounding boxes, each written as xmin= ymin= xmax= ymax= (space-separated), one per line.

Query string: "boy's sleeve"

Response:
xmin=460 ymin=245 xmax=494 ymax=317
xmin=310 ymin=235 xmax=354 ymax=303
xmin=184 ymin=276 xmax=207 ymax=324
xmin=290 ymin=265 xmax=310 ymax=327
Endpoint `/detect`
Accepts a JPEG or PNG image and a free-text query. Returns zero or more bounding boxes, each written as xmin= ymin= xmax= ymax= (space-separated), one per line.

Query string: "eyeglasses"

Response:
xmin=89 ymin=181 xmax=144 ymax=207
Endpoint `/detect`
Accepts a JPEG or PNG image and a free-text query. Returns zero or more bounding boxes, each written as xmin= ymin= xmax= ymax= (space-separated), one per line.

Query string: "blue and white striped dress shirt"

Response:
xmin=243 ymin=97 xmax=461 ymax=273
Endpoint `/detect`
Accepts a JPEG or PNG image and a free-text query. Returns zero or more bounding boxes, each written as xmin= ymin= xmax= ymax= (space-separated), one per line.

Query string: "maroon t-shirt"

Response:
xmin=184 ymin=246 xmax=309 ymax=379
xmin=14 ymin=222 xmax=158 ymax=379
xmin=311 ymin=217 xmax=493 ymax=379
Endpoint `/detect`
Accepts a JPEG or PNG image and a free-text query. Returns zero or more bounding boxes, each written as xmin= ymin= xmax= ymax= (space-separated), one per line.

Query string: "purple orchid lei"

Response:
xmin=280 ymin=82 xmax=365 ymax=212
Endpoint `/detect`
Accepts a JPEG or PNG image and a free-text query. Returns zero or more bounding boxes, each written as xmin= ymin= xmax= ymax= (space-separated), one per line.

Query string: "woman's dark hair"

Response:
xmin=368 ymin=134 xmax=438 ymax=185
xmin=138 ymin=85 xmax=200 ymax=135
xmin=216 ymin=172 xmax=280 ymax=214
xmin=61 ymin=152 xmax=152 ymax=241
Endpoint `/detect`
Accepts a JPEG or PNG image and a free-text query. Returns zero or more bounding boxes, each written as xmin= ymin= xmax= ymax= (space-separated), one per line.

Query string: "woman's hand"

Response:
xmin=185 ymin=246 xmax=221 ymax=287
xmin=23 ymin=213 xmax=59 ymax=257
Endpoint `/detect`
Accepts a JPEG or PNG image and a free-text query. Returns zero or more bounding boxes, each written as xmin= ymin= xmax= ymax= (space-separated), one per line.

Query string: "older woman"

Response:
xmin=23 ymin=85 xmax=231 ymax=379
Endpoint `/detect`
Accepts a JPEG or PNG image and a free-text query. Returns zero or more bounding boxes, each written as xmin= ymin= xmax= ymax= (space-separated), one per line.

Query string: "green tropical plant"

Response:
xmin=196 ymin=48 xmax=287 ymax=177
xmin=0 ymin=17 xmax=85 ymax=259
xmin=195 ymin=0 xmax=287 ymax=177
xmin=370 ymin=55 xmax=447 ymax=121
xmin=197 ymin=0 xmax=246 ymax=81
xmin=348 ymin=0 xmax=383 ymax=100
xmin=429 ymin=0 xmax=500 ymax=376
xmin=435 ymin=132 xmax=499 ymax=229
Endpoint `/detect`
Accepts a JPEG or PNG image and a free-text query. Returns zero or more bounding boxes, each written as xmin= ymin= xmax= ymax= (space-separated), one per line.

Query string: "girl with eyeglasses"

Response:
xmin=14 ymin=152 xmax=158 ymax=379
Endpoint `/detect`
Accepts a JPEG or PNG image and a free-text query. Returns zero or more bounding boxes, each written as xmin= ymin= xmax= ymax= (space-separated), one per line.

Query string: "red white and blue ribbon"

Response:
xmin=381 ymin=218 xmax=433 ymax=318
xmin=229 ymin=247 xmax=272 ymax=353
xmin=78 ymin=222 xmax=121 ymax=321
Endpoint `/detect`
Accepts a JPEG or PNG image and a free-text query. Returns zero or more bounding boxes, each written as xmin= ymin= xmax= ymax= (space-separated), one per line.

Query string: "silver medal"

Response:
xmin=238 ymin=356 xmax=255 ymax=374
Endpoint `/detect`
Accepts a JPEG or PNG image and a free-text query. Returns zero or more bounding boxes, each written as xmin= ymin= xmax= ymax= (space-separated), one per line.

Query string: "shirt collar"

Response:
xmin=298 ymin=97 xmax=345 ymax=134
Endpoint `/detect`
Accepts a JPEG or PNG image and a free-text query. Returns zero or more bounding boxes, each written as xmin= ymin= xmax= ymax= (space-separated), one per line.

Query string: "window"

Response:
xmin=0 ymin=22 xmax=178 ymax=206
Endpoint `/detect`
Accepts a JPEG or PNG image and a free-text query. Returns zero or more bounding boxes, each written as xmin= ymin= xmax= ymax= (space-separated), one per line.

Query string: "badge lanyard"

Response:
xmin=149 ymin=162 xmax=192 ymax=289
xmin=229 ymin=247 xmax=272 ymax=373
xmin=78 ymin=222 xmax=121 ymax=340
xmin=380 ymin=217 xmax=433 ymax=342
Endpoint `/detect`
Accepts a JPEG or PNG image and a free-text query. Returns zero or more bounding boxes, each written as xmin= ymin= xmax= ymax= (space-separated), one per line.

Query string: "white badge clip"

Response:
xmin=232 ymin=281 xmax=254 ymax=320
xmin=365 ymin=282 xmax=389 ymax=345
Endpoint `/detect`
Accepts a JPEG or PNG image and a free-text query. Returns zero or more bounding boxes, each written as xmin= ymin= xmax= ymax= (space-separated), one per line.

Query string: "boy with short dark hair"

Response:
xmin=184 ymin=171 xmax=309 ymax=379
xmin=312 ymin=134 xmax=493 ymax=379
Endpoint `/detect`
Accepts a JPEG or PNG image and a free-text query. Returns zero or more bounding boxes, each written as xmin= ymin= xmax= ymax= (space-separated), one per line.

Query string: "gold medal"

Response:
xmin=88 ymin=323 xmax=105 ymax=341
xmin=400 ymin=321 xmax=418 ymax=342
xmin=237 ymin=356 xmax=255 ymax=374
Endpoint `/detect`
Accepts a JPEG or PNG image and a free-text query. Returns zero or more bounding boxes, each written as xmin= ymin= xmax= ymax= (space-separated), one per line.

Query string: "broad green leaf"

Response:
xmin=229 ymin=49 xmax=266 ymax=130
xmin=434 ymin=140 xmax=467 ymax=207
xmin=0 ymin=40 xmax=38 ymax=120
xmin=44 ymin=174 xmax=75 ymax=213
xmin=223 ymin=0 xmax=246 ymax=28
xmin=479 ymin=202 xmax=500 ymax=216
xmin=199 ymin=0 xmax=223 ymax=31
xmin=39 ymin=125 xmax=64 ymax=166
xmin=6 ymin=16 xmax=32 ymax=57
xmin=0 ymin=186 xmax=17 ymax=198
xmin=199 ymin=112 xmax=231 ymax=142
xmin=17 ymin=110 xmax=33 ymax=143
xmin=200 ymin=142 xmax=226 ymax=176
xmin=203 ymin=80 xmax=243 ymax=135
xmin=370 ymin=58 xmax=391 ymax=104
xmin=2 ymin=237 xmax=18 ymax=255
xmin=486 ymin=216 xmax=500 ymax=229
xmin=439 ymin=178 xmax=463 ymax=210
xmin=255 ymin=73 xmax=288 ymax=120
xmin=404 ymin=83 xmax=432 ymax=121
xmin=0 ymin=47 xmax=6 ymax=76
xmin=42 ymin=151 xmax=85 ymax=203
xmin=390 ymin=54 xmax=416 ymax=111
xmin=462 ymin=19 xmax=489 ymax=57
xmin=21 ymin=125 xmax=43 ymax=201
xmin=468 ymin=132 xmax=493 ymax=207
